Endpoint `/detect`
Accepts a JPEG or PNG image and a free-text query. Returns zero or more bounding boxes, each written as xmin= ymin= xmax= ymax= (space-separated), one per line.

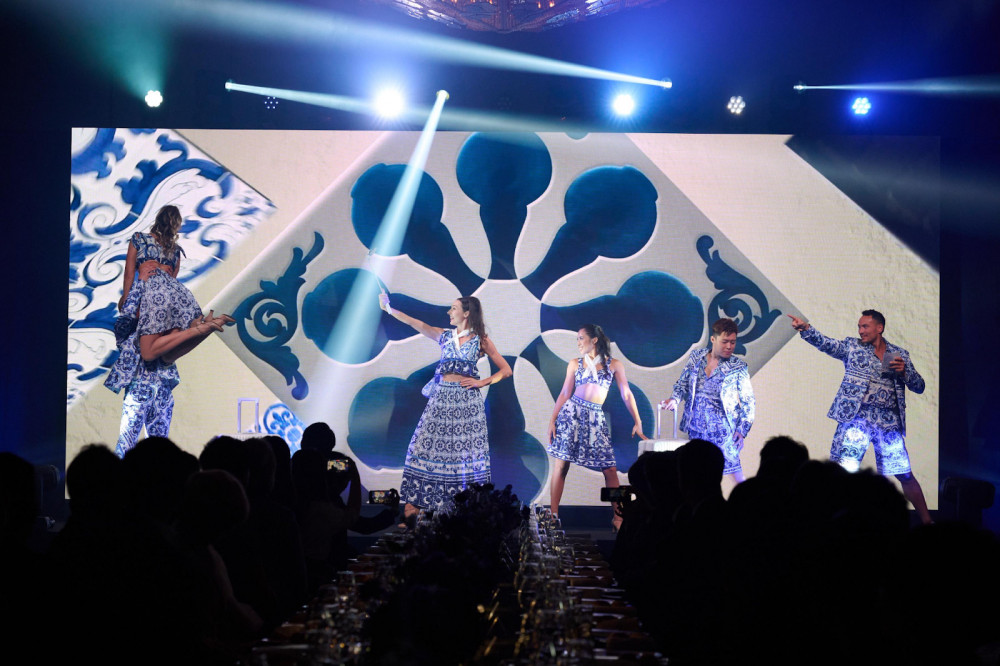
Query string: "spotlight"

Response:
xmin=612 ymin=93 xmax=635 ymax=117
xmin=793 ymin=82 xmax=805 ymax=92
xmin=851 ymin=96 xmax=871 ymax=115
xmin=264 ymin=96 xmax=279 ymax=110
xmin=374 ymin=88 xmax=406 ymax=119
xmin=727 ymin=95 xmax=746 ymax=115
xmin=145 ymin=90 xmax=163 ymax=108
xmin=659 ymin=78 xmax=673 ymax=89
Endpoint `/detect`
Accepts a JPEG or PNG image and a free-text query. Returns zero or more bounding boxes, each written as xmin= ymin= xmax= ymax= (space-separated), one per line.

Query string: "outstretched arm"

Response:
xmin=789 ymin=314 xmax=851 ymax=361
xmin=547 ymin=361 xmax=578 ymax=443
xmin=613 ymin=359 xmax=647 ymax=440
xmin=378 ymin=293 xmax=444 ymax=341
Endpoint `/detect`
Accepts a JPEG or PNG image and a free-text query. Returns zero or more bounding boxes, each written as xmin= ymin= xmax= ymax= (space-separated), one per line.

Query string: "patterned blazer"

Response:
xmin=800 ymin=327 xmax=924 ymax=435
xmin=670 ymin=347 xmax=755 ymax=440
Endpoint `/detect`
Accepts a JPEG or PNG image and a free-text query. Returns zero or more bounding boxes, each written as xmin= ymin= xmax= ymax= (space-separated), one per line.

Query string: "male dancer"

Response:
xmin=663 ymin=318 xmax=755 ymax=484
xmin=788 ymin=310 xmax=931 ymax=523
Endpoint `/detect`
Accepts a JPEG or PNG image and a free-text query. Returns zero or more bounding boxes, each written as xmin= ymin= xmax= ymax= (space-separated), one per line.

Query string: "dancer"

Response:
xmin=378 ymin=293 xmax=512 ymax=521
xmin=547 ymin=324 xmax=646 ymax=529
xmin=788 ymin=310 xmax=932 ymax=523
xmin=662 ymin=318 xmax=755 ymax=484
xmin=105 ymin=205 xmax=233 ymax=457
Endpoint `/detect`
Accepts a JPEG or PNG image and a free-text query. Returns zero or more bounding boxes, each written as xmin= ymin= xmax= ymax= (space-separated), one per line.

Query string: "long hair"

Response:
xmin=580 ymin=323 xmax=612 ymax=369
xmin=150 ymin=205 xmax=182 ymax=260
xmin=458 ymin=296 xmax=488 ymax=355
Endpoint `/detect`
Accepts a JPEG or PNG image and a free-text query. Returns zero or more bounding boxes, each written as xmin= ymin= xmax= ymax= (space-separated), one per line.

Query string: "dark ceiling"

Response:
xmin=3 ymin=0 xmax=999 ymax=134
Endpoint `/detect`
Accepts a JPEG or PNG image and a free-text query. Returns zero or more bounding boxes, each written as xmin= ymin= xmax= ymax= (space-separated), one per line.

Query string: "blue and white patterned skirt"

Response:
xmin=400 ymin=381 xmax=491 ymax=508
xmin=134 ymin=271 xmax=203 ymax=336
xmin=547 ymin=395 xmax=616 ymax=470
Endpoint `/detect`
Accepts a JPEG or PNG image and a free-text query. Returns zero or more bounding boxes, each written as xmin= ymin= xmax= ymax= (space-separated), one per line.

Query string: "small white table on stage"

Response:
xmin=637 ymin=403 xmax=687 ymax=455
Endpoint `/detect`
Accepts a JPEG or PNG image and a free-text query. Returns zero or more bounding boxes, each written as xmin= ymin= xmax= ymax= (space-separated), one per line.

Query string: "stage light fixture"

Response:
xmin=727 ymin=95 xmax=745 ymax=115
xmin=612 ymin=93 xmax=635 ymax=117
xmin=851 ymin=96 xmax=871 ymax=115
xmin=374 ymin=88 xmax=406 ymax=119
xmin=264 ymin=96 xmax=279 ymax=110
xmin=145 ymin=90 xmax=163 ymax=108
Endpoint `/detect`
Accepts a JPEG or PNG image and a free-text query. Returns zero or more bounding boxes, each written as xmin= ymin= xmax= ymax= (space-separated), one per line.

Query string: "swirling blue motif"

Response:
xmin=233 ymin=232 xmax=324 ymax=400
xmin=456 ymin=133 xmax=552 ymax=279
xmin=263 ymin=403 xmax=306 ymax=453
xmin=539 ymin=271 xmax=704 ymax=367
xmin=69 ymin=303 xmax=120 ymax=332
xmin=697 ymin=235 xmax=782 ymax=355
xmin=71 ymin=128 xmax=125 ymax=178
xmin=110 ymin=133 xmax=228 ymax=235
xmin=351 ymin=164 xmax=483 ymax=296
xmin=69 ymin=238 xmax=101 ymax=283
xmin=521 ymin=165 xmax=658 ymax=298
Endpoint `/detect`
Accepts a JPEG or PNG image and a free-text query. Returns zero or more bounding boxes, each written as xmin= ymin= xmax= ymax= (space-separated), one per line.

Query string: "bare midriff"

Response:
xmin=573 ymin=384 xmax=608 ymax=405
xmin=441 ymin=373 xmax=470 ymax=383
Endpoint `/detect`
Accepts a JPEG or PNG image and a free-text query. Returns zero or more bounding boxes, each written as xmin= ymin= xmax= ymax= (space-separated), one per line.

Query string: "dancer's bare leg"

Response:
xmin=141 ymin=311 xmax=233 ymax=362
xmin=549 ymin=458 xmax=571 ymax=517
xmin=602 ymin=466 xmax=622 ymax=531
xmin=896 ymin=472 xmax=933 ymax=524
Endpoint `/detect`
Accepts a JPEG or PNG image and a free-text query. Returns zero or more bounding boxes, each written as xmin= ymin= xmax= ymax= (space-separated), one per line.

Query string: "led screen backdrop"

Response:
xmin=67 ymin=130 xmax=939 ymax=506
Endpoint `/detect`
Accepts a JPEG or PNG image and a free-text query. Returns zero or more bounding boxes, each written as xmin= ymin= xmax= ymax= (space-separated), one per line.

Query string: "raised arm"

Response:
xmin=379 ymin=293 xmax=444 ymax=341
xmin=612 ymin=359 xmax=647 ymax=440
xmin=547 ymin=360 xmax=579 ymax=443
xmin=789 ymin=314 xmax=850 ymax=361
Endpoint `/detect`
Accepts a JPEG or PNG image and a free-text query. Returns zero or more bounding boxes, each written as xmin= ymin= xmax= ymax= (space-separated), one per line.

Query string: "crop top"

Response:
xmin=575 ymin=356 xmax=614 ymax=390
xmin=131 ymin=232 xmax=183 ymax=271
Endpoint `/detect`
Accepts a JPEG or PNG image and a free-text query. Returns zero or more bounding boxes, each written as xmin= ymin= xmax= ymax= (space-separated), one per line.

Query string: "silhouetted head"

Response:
xmin=66 ymin=444 xmax=123 ymax=517
xmin=122 ymin=437 xmax=199 ymax=523
xmin=176 ymin=470 xmax=249 ymax=546
xmin=301 ymin=422 xmax=336 ymax=456
xmin=677 ymin=439 xmax=724 ymax=505
xmin=200 ymin=435 xmax=250 ymax=489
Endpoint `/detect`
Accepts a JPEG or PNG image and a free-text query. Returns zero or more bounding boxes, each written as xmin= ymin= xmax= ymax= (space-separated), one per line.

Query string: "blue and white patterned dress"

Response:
xmin=547 ymin=358 xmax=617 ymax=470
xmin=400 ymin=330 xmax=490 ymax=508
xmin=104 ymin=232 xmax=202 ymax=457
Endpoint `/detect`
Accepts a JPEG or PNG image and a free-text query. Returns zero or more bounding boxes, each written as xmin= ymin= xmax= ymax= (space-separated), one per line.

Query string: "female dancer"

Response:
xmin=378 ymin=293 xmax=512 ymax=520
xmin=105 ymin=205 xmax=233 ymax=457
xmin=547 ymin=324 xmax=646 ymax=529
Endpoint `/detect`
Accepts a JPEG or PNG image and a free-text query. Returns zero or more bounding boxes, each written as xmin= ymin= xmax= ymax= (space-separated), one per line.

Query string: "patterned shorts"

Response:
xmin=830 ymin=404 xmax=911 ymax=475
xmin=685 ymin=425 xmax=743 ymax=476
xmin=400 ymin=381 xmax=491 ymax=508
xmin=547 ymin=395 xmax=616 ymax=470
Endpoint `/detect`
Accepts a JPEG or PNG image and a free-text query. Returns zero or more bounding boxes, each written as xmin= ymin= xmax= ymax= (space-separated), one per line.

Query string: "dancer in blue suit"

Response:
xmin=789 ymin=309 xmax=931 ymax=524
xmin=663 ymin=318 xmax=755 ymax=484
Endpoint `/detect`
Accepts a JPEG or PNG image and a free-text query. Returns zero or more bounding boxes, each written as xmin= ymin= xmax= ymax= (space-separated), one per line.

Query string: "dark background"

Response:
xmin=2 ymin=0 xmax=998 ymax=525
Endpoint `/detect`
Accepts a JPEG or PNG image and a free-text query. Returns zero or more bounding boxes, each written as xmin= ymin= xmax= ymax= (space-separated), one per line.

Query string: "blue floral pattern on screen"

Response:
xmin=68 ymin=128 xmax=276 ymax=409
xmin=212 ymin=131 xmax=799 ymax=502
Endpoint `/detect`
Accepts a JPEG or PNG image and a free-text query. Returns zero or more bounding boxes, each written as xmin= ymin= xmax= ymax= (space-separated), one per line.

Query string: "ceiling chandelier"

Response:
xmin=362 ymin=0 xmax=668 ymax=32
